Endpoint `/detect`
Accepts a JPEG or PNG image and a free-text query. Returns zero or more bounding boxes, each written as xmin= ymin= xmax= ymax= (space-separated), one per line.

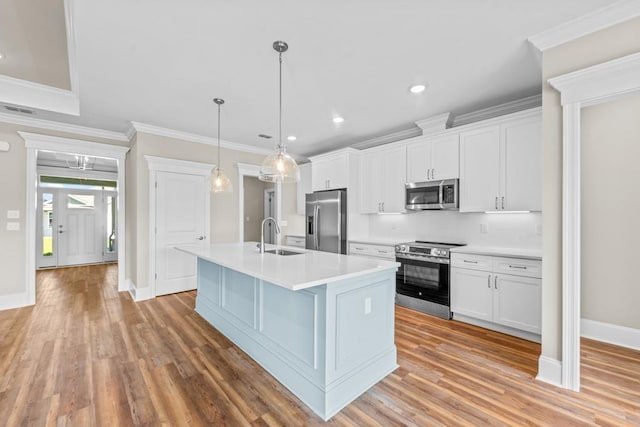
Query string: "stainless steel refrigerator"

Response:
xmin=305 ymin=190 xmax=347 ymax=254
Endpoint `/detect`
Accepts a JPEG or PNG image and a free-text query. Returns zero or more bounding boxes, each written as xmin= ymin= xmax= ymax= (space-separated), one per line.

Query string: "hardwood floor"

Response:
xmin=0 ymin=264 xmax=638 ymax=426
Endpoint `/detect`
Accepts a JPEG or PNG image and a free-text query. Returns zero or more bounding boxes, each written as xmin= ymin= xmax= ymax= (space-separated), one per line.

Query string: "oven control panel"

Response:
xmin=395 ymin=244 xmax=450 ymax=258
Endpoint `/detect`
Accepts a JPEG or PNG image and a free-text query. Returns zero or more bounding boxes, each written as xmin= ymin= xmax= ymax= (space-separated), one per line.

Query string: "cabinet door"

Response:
xmin=311 ymin=160 xmax=330 ymax=191
xmin=326 ymin=155 xmax=348 ymax=190
xmin=501 ymin=117 xmax=542 ymax=211
xmin=406 ymin=138 xmax=430 ymax=183
xmin=296 ymin=163 xmax=312 ymax=215
xmin=459 ymin=126 xmax=500 ymax=212
xmin=431 ymin=134 xmax=459 ymax=180
xmin=359 ymin=151 xmax=383 ymax=213
xmin=381 ymin=146 xmax=407 ymax=213
xmin=451 ymin=268 xmax=493 ymax=321
xmin=493 ymin=274 xmax=541 ymax=334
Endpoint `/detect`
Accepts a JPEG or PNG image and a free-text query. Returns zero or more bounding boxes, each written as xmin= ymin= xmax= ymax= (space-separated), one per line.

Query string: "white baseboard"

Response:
xmin=0 ymin=291 xmax=31 ymax=311
xmin=581 ymin=318 xmax=640 ymax=351
xmin=536 ymin=356 xmax=562 ymax=387
xmin=127 ymin=278 xmax=152 ymax=302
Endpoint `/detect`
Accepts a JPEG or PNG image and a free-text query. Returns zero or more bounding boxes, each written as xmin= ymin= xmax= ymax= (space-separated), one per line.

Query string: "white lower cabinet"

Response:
xmin=451 ymin=253 xmax=541 ymax=338
xmin=348 ymin=242 xmax=395 ymax=261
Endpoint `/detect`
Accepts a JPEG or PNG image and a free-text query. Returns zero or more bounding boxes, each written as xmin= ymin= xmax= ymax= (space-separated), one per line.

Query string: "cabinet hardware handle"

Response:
xmin=463 ymin=260 xmax=478 ymax=264
xmin=432 ymin=168 xmax=435 ymax=179
xmin=355 ymin=247 xmax=364 ymax=250
xmin=501 ymin=196 xmax=505 ymax=210
xmin=487 ymin=275 xmax=491 ymax=288
xmin=378 ymin=250 xmax=386 ymax=254
xmin=427 ymin=169 xmax=430 ymax=180
xmin=508 ymin=265 xmax=527 ymax=269
xmin=494 ymin=275 xmax=498 ymax=289
xmin=382 ymin=202 xmax=385 ymax=211
xmin=495 ymin=197 xmax=498 ymax=210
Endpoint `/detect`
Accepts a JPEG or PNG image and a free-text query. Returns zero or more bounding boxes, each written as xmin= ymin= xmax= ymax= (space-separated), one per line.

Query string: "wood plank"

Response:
xmin=0 ymin=264 xmax=638 ymax=425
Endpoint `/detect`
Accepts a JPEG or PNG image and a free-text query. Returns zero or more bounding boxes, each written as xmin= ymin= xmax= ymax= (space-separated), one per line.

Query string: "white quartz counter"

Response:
xmin=450 ymin=245 xmax=542 ymax=260
xmin=176 ymin=242 xmax=399 ymax=291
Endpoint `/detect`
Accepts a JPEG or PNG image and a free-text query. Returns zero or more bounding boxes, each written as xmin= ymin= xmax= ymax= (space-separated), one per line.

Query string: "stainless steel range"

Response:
xmin=394 ymin=241 xmax=464 ymax=319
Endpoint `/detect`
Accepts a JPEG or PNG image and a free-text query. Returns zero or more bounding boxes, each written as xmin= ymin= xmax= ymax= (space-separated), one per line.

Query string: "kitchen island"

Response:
xmin=176 ymin=242 xmax=399 ymax=421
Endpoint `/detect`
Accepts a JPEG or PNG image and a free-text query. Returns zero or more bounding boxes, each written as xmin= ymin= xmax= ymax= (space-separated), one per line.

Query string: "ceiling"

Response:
xmin=0 ymin=0 xmax=70 ymax=90
xmin=1 ymin=0 xmax=620 ymax=156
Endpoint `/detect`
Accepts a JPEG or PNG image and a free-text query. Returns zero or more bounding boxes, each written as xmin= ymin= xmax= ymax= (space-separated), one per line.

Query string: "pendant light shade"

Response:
xmin=211 ymin=98 xmax=233 ymax=193
xmin=259 ymin=41 xmax=300 ymax=183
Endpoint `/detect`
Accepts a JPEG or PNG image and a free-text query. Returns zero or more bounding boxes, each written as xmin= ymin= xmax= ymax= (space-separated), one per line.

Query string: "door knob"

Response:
xmin=196 ymin=236 xmax=206 ymax=240
xmin=59 ymin=230 xmax=64 ymax=234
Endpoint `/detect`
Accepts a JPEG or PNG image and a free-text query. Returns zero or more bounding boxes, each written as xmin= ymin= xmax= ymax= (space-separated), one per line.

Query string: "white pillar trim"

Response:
xmin=547 ymin=51 xmax=640 ymax=391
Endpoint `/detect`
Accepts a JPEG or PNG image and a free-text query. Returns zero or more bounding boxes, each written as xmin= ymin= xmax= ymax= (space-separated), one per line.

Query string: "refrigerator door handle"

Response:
xmin=314 ymin=205 xmax=320 ymax=251
xmin=314 ymin=204 xmax=320 ymax=250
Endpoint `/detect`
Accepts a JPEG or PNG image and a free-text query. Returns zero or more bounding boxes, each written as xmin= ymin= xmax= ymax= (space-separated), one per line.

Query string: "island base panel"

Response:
xmin=194 ymin=258 xmax=397 ymax=421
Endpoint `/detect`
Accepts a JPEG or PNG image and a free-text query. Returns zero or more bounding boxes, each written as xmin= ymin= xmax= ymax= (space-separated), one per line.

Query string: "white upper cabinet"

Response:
xmin=459 ymin=126 xmax=501 ymax=211
xmin=406 ymin=134 xmax=459 ymax=183
xmin=459 ymin=110 xmax=541 ymax=212
xmin=296 ymin=163 xmax=312 ymax=215
xmin=310 ymin=148 xmax=361 ymax=193
xmin=312 ymin=154 xmax=348 ymax=191
xmin=360 ymin=145 xmax=407 ymax=214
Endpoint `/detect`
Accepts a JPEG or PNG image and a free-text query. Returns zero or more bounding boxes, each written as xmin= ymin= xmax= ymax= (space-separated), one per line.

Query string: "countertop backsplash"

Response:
xmin=367 ymin=210 xmax=542 ymax=248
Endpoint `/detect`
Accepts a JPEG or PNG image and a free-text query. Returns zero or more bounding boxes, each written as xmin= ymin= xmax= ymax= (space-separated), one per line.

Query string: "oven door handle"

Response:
xmin=395 ymin=254 xmax=450 ymax=264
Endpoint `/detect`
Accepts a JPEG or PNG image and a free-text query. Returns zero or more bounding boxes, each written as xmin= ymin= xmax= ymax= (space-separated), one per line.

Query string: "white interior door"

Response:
xmin=155 ymin=171 xmax=207 ymax=296
xmin=58 ymin=190 xmax=104 ymax=266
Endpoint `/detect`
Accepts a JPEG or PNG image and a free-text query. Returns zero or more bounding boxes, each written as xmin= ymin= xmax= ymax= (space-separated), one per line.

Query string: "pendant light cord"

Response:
xmin=278 ymin=51 xmax=283 ymax=151
xmin=217 ymin=102 xmax=221 ymax=172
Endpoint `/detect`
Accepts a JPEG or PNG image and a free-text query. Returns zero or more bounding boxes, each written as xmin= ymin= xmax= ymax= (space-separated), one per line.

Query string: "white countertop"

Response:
xmin=450 ymin=245 xmax=542 ymax=260
xmin=176 ymin=242 xmax=399 ymax=291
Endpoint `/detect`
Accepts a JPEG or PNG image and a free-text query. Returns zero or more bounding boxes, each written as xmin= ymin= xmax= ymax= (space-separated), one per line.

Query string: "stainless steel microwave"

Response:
xmin=405 ymin=179 xmax=459 ymax=210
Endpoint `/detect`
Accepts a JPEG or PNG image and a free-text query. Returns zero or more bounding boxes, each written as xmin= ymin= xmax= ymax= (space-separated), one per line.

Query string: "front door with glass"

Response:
xmin=37 ymin=183 xmax=119 ymax=268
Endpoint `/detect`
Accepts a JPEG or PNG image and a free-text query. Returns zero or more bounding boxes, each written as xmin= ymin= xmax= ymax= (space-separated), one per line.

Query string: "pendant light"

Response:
xmin=259 ymin=41 xmax=300 ymax=183
xmin=211 ymin=98 xmax=233 ymax=193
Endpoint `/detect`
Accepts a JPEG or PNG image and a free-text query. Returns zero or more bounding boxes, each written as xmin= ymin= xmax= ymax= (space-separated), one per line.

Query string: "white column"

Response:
xmin=561 ymin=102 xmax=581 ymax=391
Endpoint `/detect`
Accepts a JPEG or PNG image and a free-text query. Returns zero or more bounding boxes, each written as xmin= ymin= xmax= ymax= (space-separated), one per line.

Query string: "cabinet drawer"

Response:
xmin=451 ymin=253 xmax=492 ymax=271
xmin=493 ymin=257 xmax=541 ymax=278
xmin=349 ymin=243 xmax=371 ymax=257
xmin=368 ymin=245 xmax=395 ymax=260
xmin=286 ymin=236 xmax=306 ymax=249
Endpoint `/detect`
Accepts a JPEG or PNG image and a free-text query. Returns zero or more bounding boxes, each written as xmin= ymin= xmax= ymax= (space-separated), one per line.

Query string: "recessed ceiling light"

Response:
xmin=287 ymin=135 xmax=296 ymax=141
xmin=410 ymin=84 xmax=426 ymax=94
xmin=333 ymin=117 xmax=344 ymax=124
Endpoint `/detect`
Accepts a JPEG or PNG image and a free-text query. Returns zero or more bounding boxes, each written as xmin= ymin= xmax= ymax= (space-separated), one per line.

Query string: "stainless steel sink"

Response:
xmin=264 ymin=249 xmax=304 ymax=256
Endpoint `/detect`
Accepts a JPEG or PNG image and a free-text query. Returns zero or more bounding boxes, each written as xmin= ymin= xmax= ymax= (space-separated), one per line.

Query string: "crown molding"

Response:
xmin=349 ymin=127 xmax=422 ymax=150
xmin=528 ymin=0 xmax=640 ymax=52
xmin=451 ymin=95 xmax=542 ymax=127
xmin=414 ymin=112 xmax=452 ymax=135
xmin=0 ymin=111 xmax=129 ymax=142
xmin=548 ymin=51 xmax=640 ymax=106
xmin=130 ymin=121 xmax=274 ymax=156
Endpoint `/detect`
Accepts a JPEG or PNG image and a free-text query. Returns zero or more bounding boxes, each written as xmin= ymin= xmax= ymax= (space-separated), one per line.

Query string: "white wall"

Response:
xmin=368 ymin=211 xmax=542 ymax=247
xmin=581 ymin=94 xmax=640 ymax=329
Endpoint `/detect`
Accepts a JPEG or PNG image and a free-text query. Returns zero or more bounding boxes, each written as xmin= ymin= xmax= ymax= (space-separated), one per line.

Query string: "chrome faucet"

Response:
xmin=259 ymin=217 xmax=281 ymax=253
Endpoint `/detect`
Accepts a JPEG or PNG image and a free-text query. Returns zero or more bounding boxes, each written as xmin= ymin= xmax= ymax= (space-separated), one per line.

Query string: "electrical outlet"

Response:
xmin=7 ymin=210 xmax=19 ymax=219
xmin=280 ymin=220 xmax=288 ymax=227
xmin=480 ymin=223 xmax=489 ymax=234
xmin=364 ymin=297 xmax=372 ymax=315
xmin=7 ymin=222 xmax=19 ymax=231
xmin=535 ymin=224 xmax=542 ymax=235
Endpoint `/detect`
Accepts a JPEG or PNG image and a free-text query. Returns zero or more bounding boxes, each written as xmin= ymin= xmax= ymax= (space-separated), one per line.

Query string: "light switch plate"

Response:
xmin=364 ymin=297 xmax=372 ymax=315
xmin=7 ymin=210 xmax=20 ymax=219
xmin=480 ymin=223 xmax=489 ymax=234
xmin=7 ymin=222 xmax=20 ymax=231
xmin=535 ymin=224 xmax=542 ymax=235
